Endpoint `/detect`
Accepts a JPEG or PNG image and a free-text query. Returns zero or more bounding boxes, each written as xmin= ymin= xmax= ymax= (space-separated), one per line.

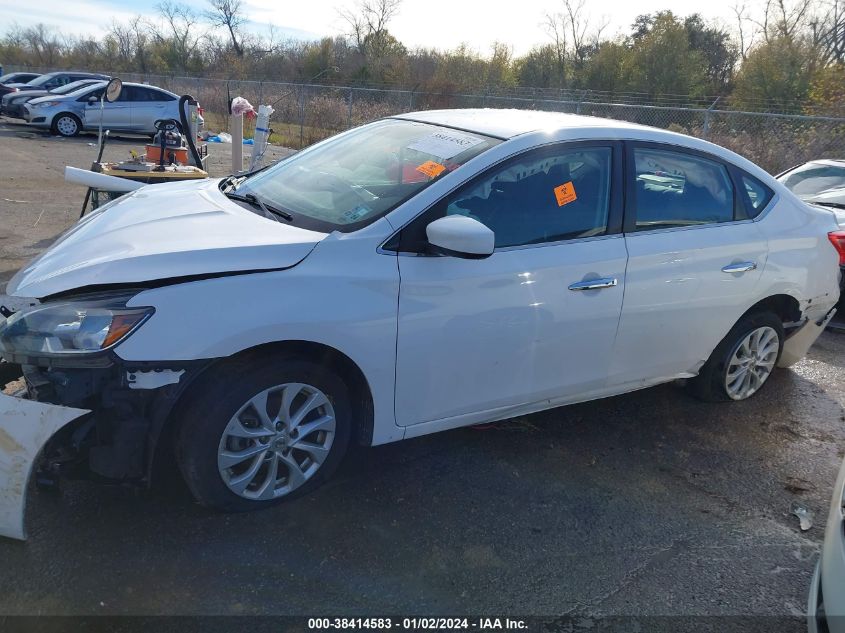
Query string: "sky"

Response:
xmin=0 ymin=0 xmax=746 ymax=56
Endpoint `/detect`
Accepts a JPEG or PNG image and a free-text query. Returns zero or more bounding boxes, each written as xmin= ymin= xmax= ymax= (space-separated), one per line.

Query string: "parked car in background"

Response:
xmin=777 ymin=159 xmax=845 ymax=208
xmin=0 ymin=71 xmax=109 ymax=98
xmin=24 ymin=81 xmax=202 ymax=137
xmin=0 ymin=71 xmax=41 ymax=86
xmin=777 ymin=160 xmax=845 ymax=300
xmin=0 ymin=110 xmax=839 ymax=540
xmin=0 ymin=79 xmax=102 ymax=119
xmin=808 ymin=454 xmax=845 ymax=633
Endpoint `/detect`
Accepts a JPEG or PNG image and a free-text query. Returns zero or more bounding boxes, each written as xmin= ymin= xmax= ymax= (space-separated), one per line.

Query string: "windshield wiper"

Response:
xmin=224 ymin=191 xmax=294 ymax=222
xmin=812 ymin=201 xmax=845 ymax=210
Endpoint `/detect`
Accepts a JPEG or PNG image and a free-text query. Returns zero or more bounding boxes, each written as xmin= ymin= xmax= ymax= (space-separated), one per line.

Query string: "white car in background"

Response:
xmin=23 ymin=80 xmax=201 ymax=137
xmin=0 ymin=109 xmax=840 ymax=540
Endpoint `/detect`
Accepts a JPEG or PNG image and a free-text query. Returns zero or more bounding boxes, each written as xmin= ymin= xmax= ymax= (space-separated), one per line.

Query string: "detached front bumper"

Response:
xmin=0 ymin=391 xmax=88 ymax=540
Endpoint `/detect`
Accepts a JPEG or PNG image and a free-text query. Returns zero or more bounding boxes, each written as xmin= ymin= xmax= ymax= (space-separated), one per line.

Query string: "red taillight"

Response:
xmin=828 ymin=231 xmax=845 ymax=265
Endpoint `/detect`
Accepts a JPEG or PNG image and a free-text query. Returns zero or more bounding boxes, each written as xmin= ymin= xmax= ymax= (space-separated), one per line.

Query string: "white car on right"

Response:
xmin=809 ymin=454 xmax=845 ymax=633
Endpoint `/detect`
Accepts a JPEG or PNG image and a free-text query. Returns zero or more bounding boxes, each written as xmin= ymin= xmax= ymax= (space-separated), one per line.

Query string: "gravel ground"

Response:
xmin=0 ymin=118 xmax=843 ymax=627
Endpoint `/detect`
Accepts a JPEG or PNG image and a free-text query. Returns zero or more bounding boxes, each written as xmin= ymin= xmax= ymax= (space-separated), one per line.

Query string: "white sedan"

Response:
xmin=0 ymin=109 xmax=840 ymax=537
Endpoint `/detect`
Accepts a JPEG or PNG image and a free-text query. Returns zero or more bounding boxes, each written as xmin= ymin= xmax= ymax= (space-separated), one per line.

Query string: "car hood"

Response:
xmin=5 ymin=89 xmax=47 ymax=101
xmin=28 ymin=94 xmax=70 ymax=105
xmin=6 ymin=178 xmax=328 ymax=299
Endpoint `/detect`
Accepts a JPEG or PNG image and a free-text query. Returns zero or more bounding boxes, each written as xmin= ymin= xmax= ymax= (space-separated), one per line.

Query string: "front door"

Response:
xmin=394 ymin=142 xmax=627 ymax=427
xmin=83 ymin=87 xmax=131 ymax=130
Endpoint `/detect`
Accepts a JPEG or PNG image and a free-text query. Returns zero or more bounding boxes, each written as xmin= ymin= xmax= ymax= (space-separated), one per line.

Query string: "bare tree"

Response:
xmin=339 ymin=0 xmax=402 ymax=55
xmin=206 ymin=0 xmax=246 ymax=56
xmin=732 ymin=2 xmax=759 ymax=60
xmin=154 ymin=1 xmax=203 ymax=70
xmin=544 ymin=0 xmax=608 ymax=86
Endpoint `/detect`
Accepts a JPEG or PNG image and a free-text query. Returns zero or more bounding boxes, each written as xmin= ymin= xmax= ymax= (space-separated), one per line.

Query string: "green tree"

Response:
xmin=732 ymin=36 xmax=820 ymax=112
xmin=627 ymin=12 xmax=708 ymax=98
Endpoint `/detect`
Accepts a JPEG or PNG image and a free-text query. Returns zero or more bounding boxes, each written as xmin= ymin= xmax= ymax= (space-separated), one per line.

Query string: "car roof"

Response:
xmin=393 ymin=108 xmax=656 ymax=139
xmin=52 ymin=81 xmax=177 ymax=99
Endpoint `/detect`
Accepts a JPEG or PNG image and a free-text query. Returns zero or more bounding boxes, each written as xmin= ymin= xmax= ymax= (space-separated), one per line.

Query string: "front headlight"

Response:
xmin=0 ymin=296 xmax=153 ymax=356
xmin=32 ymin=101 xmax=61 ymax=109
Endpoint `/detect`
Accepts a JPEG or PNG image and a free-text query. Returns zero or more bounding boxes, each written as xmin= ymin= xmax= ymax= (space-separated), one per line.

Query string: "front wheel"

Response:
xmin=52 ymin=113 xmax=82 ymax=137
xmin=688 ymin=311 xmax=784 ymax=402
xmin=176 ymin=356 xmax=352 ymax=512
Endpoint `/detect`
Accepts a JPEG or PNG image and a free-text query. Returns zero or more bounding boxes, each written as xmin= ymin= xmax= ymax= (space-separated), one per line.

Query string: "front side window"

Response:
xmin=234 ymin=119 xmax=501 ymax=232
xmin=632 ymin=148 xmax=735 ymax=230
xmin=441 ymin=147 xmax=612 ymax=248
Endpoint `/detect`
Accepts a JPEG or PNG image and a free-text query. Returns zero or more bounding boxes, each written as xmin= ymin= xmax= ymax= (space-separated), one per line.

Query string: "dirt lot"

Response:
xmin=0 ymin=118 xmax=843 ymax=628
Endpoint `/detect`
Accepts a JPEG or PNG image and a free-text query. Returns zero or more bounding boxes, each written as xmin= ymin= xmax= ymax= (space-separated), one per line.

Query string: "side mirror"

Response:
xmin=87 ymin=95 xmax=98 ymax=104
xmin=426 ymin=215 xmax=494 ymax=259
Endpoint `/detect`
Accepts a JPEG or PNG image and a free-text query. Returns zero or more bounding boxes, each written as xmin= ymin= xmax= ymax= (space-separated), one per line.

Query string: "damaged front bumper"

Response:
xmin=0 ymin=391 xmax=88 ymax=540
xmin=0 ymin=354 xmax=205 ymax=542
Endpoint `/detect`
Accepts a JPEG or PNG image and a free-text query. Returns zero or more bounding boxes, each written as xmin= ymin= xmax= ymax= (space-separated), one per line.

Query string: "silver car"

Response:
xmin=1 ymin=79 xmax=101 ymax=119
xmin=808 ymin=454 xmax=845 ymax=632
xmin=24 ymin=81 xmax=202 ymax=137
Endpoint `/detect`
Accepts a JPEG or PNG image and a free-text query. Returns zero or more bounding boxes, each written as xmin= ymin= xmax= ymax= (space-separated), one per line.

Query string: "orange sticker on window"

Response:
xmin=416 ymin=160 xmax=446 ymax=179
xmin=554 ymin=181 xmax=577 ymax=206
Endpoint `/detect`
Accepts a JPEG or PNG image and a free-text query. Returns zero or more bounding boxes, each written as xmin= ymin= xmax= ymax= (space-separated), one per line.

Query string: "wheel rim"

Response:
xmin=725 ymin=326 xmax=779 ymax=400
xmin=217 ymin=383 xmax=336 ymax=500
xmin=56 ymin=116 xmax=77 ymax=136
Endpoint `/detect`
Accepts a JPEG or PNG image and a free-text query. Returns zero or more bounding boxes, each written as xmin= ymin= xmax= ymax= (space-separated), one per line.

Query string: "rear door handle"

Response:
xmin=568 ymin=278 xmax=618 ymax=291
xmin=721 ymin=262 xmax=757 ymax=274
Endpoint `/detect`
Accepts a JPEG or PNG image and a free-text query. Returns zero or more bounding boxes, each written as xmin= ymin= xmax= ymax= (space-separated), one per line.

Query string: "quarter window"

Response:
xmin=741 ymin=174 xmax=773 ymax=217
xmin=632 ymin=148 xmax=735 ymax=230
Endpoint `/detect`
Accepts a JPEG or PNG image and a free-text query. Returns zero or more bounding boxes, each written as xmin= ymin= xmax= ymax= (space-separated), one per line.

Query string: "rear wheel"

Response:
xmin=176 ymin=356 xmax=352 ymax=512
xmin=52 ymin=113 xmax=81 ymax=137
xmin=688 ymin=311 xmax=784 ymax=402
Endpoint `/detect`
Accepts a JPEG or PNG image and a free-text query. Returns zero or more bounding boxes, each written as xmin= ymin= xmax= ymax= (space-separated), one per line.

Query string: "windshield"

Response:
xmin=779 ymin=162 xmax=845 ymax=197
xmin=51 ymin=80 xmax=94 ymax=95
xmin=233 ymin=119 xmax=501 ymax=232
xmin=26 ymin=74 xmax=58 ymax=87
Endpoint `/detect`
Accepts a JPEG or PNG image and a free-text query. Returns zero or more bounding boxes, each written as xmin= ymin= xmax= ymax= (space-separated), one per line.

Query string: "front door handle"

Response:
xmin=568 ymin=277 xmax=618 ymax=291
xmin=721 ymin=262 xmax=757 ymax=274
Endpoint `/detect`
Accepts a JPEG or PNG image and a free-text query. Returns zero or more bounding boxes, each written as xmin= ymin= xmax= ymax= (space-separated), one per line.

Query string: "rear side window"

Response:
xmin=741 ymin=174 xmax=773 ymax=217
xmin=632 ymin=148 xmax=735 ymax=230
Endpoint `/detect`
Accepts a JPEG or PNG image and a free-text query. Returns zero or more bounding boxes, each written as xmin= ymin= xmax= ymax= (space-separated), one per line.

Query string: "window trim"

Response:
xmin=623 ymin=141 xmax=748 ymax=235
xmin=383 ymin=140 xmax=624 ymax=255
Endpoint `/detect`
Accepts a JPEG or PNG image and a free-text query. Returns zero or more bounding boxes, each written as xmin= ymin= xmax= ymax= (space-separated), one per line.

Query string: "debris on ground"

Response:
xmin=790 ymin=502 xmax=814 ymax=531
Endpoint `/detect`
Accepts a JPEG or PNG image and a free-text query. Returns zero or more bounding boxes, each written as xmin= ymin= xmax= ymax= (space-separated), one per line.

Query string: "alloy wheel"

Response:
xmin=217 ymin=382 xmax=336 ymax=500
xmin=724 ymin=326 xmax=779 ymax=400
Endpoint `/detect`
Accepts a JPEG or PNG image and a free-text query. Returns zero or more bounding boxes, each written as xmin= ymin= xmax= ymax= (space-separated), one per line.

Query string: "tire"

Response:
xmin=52 ymin=113 xmax=82 ymax=137
xmin=175 ymin=355 xmax=352 ymax=512
xmin=687 ymin=311 xmax=784 ymax=402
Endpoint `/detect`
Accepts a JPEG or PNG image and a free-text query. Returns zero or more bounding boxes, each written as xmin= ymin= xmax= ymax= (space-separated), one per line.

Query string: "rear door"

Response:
xmin=131 ymin=87 xmax=174 ymax=133
xmin=610 ymin=143 xmax=768 ymax=386
xmin=393 ymin=142 xmax=627 ymax=427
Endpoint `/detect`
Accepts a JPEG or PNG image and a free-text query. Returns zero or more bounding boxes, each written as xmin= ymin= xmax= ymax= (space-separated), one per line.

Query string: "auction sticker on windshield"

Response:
xmin=416 ymin=160 xmax=447 ymax=179
xmin=407 ymin=131 xmax=485 ymax=160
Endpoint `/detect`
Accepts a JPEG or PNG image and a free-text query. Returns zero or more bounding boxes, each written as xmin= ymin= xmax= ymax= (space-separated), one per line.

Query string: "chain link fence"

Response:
xmin=8 ymin=68 xmax=845 ymax=174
